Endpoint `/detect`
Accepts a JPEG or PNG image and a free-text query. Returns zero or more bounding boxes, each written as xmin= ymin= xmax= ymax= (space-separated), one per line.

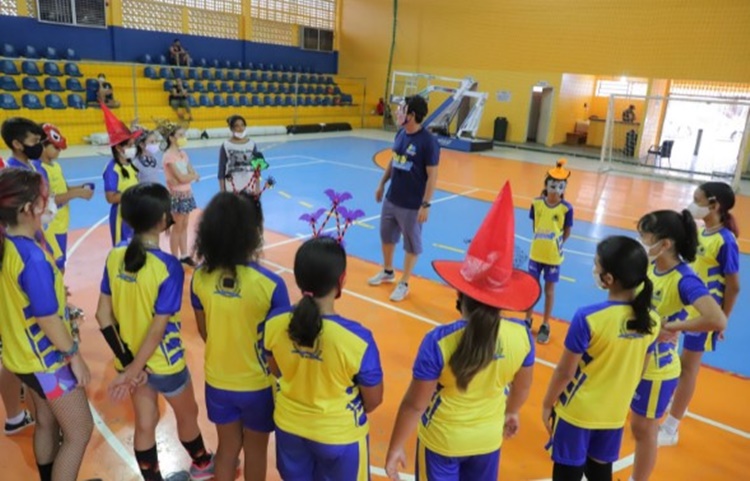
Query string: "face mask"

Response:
xmin=176 ymin=137 xmax=188 ymax=148
xmin=396 ymin=104 xmax=408 ymax=126
xmin=546 ymin=179 xmax=567 ymax=196
xmin=687 ymin=202 xmax=711 ymax=220
xmin=23 ymin=143 xmax=44 ymax=160
xmin=233 ymin=130 xmax=247 ymax=139
xmin=592 ymin=266 xmax=607 ymax=290
xmin=39 ymin=198 xmax=57 ymax=226
xmin=123 ymin=146 xmax=137 ymax=159
xmin=639 ymin=239 xmax=663 ymax=263
xmin=145 ymin=144 xmax=160 ymax=155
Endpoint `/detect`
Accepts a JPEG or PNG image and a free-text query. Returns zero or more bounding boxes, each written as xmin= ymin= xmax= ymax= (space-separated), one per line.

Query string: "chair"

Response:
xmin=22 ymin=93 xmax=43 ymax=109
xmin=158 ymin=67 xmax=173 ymax=79
xmin=64 ymin=62 xmax=83 ymax=77
xmin=85 ymin=79 xmax=100 ymax=103
xmin=207 ymin=82 xmax=219 ymax=93
xmin=263 ymin=95 xmax=273 ymax=107
xmin=1 ymin=60 xmax=19 ymax=75
xmin=45 ymin=94 xmax=66 ymax=109
xmin=187 ymin=69 xmax=197 ymax=80
xmin=65 ymin=49 xmax=79 ymax=61
xmin=271 ymin=73 xmax=280 ymax=83
xmin=267 ymin=84 xmax=277 ymax=94
xmin=144 ymin=66 xmax=158 ymax=79
xmin=21 ymin=61 xmax=41 ymax=76
xmin=219 ymin=81 xmax=232 ymax=93
xmin=256 ymin=84 xmax=267 ymax=94
xmin=192 ymin=81 xmax=205 ymax=93
xmin=163 ymin=80 xmax=175 ymax=92
xmin=141 ymin=54 xmax=153 ymax=64
xmin=43 ymin=62 xmax=62 ymax=77
xmin=200 ymin=69 xmax=211 ymax=80
xmin=646 ymin=140 xmax=675 ymax=167
xmin=187 ymin=96 xmax=197 ymax=108
xmin=238 ymin=71 xmax=248 ymax=82
xmin=66 ymin=78 xmax=85 ymax=92
xmin=226 ymin=71 xmax=236 ymax=81
xmin=22 ymin=77 xmax=43 ymax=92
xmin=199 ymin=94 xmax=213 ymax=107
xmin=1 ymin=76 xmax=20 ymax=91
xmin=3 ymin=44 xmax=16 ymax=58
xmin=239 ymin=95 xmax=250 ymax=107
xmin=23 ymin=46 xmax=39 ymax=59
xmin=173 ymin=69 xmax=186 ymax=80
xmin=213 ymin=94 xmax=226 ymax=107
xmin=67 ymin=94 xmax=86 ymax=109
xmin=0 ymin=93 xmax=20 ymax=109
xmin=321 ymin=96 xmax=332 ymax=106
xmin=251 ymin=95 xmax=260 ymax=106
xmin=213 ymin=70 xmax=225 ymax=81
xmin=232 ymin=82 xmax=244 ymax=93
xmin=197 ymin=58 xmax=207 ymax=68
xmin=226 ymin=95 xmax=238 ymax=107
xmin=274 ymin=95 xmax=284 ymax=106
xmin=285 ymin=95 xmax=295 ymax=106
xmin=45 ymin=47 xmax=59 ymax=60
xmin=245 ymin=83 xmax=256 ymax=94
xmin=246 ymin=62 xmax=254 ymax=71
xmin=261 ymin=72 xmax=271 ymax=83
xmin=44 ymin=77 xmax=64 ymax=92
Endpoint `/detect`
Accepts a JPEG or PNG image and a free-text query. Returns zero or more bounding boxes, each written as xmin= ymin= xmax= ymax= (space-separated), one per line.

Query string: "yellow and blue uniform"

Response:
xmin=549 ymin=301 xmax=659 ymax=466
xmin=190 ymin=262 xmax=290 ymax=432
xmin=0 ymin=235 xmax=78 ymax=400
xmin=528 ymin=198 xmax=573 ymax=283
xmin=41 ymin=161 xmax=71 ymax=270
xmin=101 ymin=243 xmax=187 ymax=394
xmin=103 ymin=159 xmax=138 ymax=246
xmin=413 ymin=318 xmax=534 ymax=480
xmin=685 ymin=227 xmax=739 ymax=352
xmin=631 ymin=262 xmax=708 ymax=419
xmin=264 ymin=309 xmax=383 ymax=481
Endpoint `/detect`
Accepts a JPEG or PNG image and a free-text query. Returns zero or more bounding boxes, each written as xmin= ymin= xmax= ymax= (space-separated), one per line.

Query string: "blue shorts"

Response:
xmin=631 ymin=378 xmax=679 ymax=419
xmin=380 ymin=198 xmax=423 ymax=255
xmin=415 ymin=440 xmax=499 ymax=481
xmin=16 ymin=364 xmax=78 ymax=401
xmin=528 ymin=260 xmax=560 ymax=283
xmin=275 ymin=428 xmax=370 ymax=481
xmin=683 ymin=331 xmax=718 ymax=352
xmin=147 ymin=367 xmax=190 ymax=398
xmin=548 ymin=415 xmax=623 ymax=466
xmin=205 ymin=384 xmax=274 ymax=433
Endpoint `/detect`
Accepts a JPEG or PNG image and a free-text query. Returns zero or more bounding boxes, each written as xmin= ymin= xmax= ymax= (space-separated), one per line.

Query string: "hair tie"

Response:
xmin=302 ymin=291 xmax=314 ymax=298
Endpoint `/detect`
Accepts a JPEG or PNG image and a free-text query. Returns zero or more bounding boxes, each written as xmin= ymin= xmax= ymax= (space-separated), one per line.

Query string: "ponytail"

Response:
xmin=724 ymin=212 xmax=739 ymax=238
xmin=449 ymin=295 xmax=501 ymax=391
xmin=678 ymin=209 xmax=698 ymax=263
xmin=288 ymin=295 xmax=323 ymax=348
xmin=630 ymin=277 xmax=654 ymax=335
xmin=124 ymin=235 xmax=147 ymax=273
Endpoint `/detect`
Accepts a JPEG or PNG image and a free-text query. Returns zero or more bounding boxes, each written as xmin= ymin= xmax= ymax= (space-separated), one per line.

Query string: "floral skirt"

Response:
xmin=171 ymin=191 xmax=197 ymax=215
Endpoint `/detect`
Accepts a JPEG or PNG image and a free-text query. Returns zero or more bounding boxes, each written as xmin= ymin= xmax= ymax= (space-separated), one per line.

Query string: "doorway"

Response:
xmin=527 ymin=86 xmax=554 ymax=144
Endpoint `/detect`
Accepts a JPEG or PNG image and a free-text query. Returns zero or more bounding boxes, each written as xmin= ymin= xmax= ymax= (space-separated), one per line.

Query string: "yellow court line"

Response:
xmin=433 ymin=243 xmax=466 ymax=254
xmin=561 ymin=275 xmax=576 ymax=283
xmin=569 ymin=234 xmax=599 ymax=243
xmin=278 ymin=190 xmax=292 ymax=199
xmin=299 ymin=201 xmax=313 ymax=208
xmin=355 ymin=221 xmax=375 ymax=229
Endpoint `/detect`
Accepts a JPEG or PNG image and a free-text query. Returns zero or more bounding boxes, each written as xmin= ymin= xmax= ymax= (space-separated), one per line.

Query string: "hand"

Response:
xmin=79 ymin=187 xmax=94 ymax=200
xmin=65 ymin=285 xmax=72 ymax=299
xmin=718 ymin=330 xmax=726 ymax=341
xmin=657 ymin=328 xmax=679 ymax=344
xmin=375 ymin=185 xmax=384 ymax=203
xmin=542 ymin=406 xmax=554 ymax=435
xmin=384 ymin=447 xmax=407 ymax=481
xmin=70 ymin=355 xmax=91 ymax=387
xmin=193 ymin=173 xmax=201 ymax=182
xmin=504 ymin=412 xmax=520 ymax=439
xmin=417 ymin=206 xmax=429 ymax=223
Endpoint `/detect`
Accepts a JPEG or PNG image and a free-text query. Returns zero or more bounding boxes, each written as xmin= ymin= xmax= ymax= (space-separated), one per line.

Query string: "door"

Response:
xmin=536 ymin=87 xmax=554 ymax=145
xmin=527 ymin=89 xmax=542 ymax=142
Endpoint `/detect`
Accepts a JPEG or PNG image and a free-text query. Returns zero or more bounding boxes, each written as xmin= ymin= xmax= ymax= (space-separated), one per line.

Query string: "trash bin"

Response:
xmin=493 ymin=117 xmax=508 ymax=142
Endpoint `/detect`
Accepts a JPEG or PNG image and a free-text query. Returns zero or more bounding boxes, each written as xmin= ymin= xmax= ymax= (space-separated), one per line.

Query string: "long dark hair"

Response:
xmin=194 ymin=192 xmax=263 ymax=278
xmin=699 ymin=182 xmax=738 ymax=237
xmin=0 ymin=169 xmax=48 ymax=270
xmin=449 ymin=293 xmax=501 ymax=391
xmin=288 ymin=237 xmax=346 ymax=347
xmin=111 ymin=139 xmax=138 ymax=179
xmin=597 ymin=236 xmax=654 ymax=334
xmin=120 ymin=183 xmax=172 ymax=273
xmin=638 ymin=209 xmax=698 ymax=263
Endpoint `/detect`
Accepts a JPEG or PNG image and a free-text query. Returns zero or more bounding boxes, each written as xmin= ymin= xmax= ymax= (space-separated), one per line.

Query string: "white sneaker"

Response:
xmin=657 ymin=426 xmax=679 ymax=447
xmin=389 ymin=282 xmax=409 ymax=302
xmin=368 ymin=270 xmax=396 ymax=286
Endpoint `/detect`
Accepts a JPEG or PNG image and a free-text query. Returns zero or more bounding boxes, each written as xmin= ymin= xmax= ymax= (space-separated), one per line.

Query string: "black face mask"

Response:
xmin=23 ymin=143 xmax=44 ymax=160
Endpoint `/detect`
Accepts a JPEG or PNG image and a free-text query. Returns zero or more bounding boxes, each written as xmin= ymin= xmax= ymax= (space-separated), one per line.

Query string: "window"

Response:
xmin=1 ymin=0 xmax=17 ymax=16
xmin=37 ymin=0 xmax=106 ymax=27
xmin=596 ymin=79 xmax=648 ymax=98
xmin=251 ymin=0 xmax=336 ymax=30
xmin=149 ymin=0 xmax=242 ymax=15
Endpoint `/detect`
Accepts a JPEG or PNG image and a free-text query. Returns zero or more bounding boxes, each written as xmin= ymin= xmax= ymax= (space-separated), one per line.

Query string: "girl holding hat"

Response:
xmin=101 ymin=103 xmax=141 ymax=246
xmin=525 ymin=158 xmax=574 ymax=344
xmin=385 ymin=182 xmax=540 ymax=481
xmin=218 ymin=115 xmax=264 ymax=194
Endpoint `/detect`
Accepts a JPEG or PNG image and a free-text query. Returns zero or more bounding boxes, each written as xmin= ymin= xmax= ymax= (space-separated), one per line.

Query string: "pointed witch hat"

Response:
xmin=100 ymin=101 xmax=141 ymax=146
xmin=432 ymin=181 xmax=541 ymax=311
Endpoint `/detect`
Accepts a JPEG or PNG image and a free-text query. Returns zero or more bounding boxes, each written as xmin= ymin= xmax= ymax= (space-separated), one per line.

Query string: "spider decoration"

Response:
xmin=247 ymin=154 xmax=275 ymax=198
xmin=463 ymin=237 xmax=529 ymax=270
xmin=299 ymin=189 xmax=365 ymax=245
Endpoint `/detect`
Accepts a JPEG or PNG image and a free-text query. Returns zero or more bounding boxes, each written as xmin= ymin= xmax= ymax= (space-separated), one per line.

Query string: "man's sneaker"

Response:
xmin=368 ymin=270 xmax=396 ymax=286
xmin=657 ymin=426 xmax=679 ymax=447
xmin=165 ymin=471 xmax=190 ymax=481
xmin=4 ymin=410 xmax=35 ymax=435
xmin=537 ymin=324 xmax=551 ymax=344
xmin=389 ymin=282 xmax=410 ymax=302
xmin=189 ymin=455 xmax=215 ymax=480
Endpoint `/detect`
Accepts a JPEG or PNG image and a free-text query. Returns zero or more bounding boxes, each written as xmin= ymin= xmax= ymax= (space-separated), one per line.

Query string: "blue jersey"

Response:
xmin=386 ymin=128 xmax=440 ymax=210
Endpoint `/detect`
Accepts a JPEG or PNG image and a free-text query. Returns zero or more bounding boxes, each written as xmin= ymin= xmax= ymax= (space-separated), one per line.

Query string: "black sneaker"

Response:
xmin=4 ymin=410 xmax=35 ymax=435
xmin=537 ymin=323 xmax=551 ymax=344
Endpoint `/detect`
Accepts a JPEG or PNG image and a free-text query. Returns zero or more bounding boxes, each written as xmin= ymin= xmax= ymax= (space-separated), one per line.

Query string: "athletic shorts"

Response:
xmin=683 ymin=331 xmax=718 ymax=352
xmin=275 ymin=428 xmax=370 ymax=481
xmin=631 ymin=378 xmax=679 ymax=419
xmin=528 ymin=260 xmax=561 ymax=283
xmin=380 ymin=198 xmax=423 ymax=255
xmin=205 ymin=384 xmax=274 ymax=433
xmin=415 ymin=440 xmax=500 ymax=481
xmin=547 ymin=415 xmax=623 ymax=467
xmin=16 ymin=364 xmax=78 ymax=401
xmin=147 ymin=367 xmax=190 ymax=398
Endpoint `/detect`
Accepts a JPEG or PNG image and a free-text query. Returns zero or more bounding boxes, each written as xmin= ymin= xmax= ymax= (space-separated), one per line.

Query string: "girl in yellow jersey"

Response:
xmin=0 ymin=168 xmax=94 ymax=481
xmin=264 ymin=236 xmax=384 ymax=481
xmin=629 ymin=210 xmax=725 ymax=481
xmin=660 ymin=182 xmax=740 ymax=447
xmin=95 ymin=183 xmax=214 ymax=481
xmin=543 ymin=236 xmax=660 ymax=481
xmin=191 ymin=191 xmax=290 ymax=481
xmin=386 ymin=182 xmax=540 ymax=481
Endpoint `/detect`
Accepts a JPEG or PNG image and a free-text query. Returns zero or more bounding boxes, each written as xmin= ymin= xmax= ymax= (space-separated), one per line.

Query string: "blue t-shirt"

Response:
xmin=386 ymin=128 xmax=440 ymax=210
xmin=5 ymin=157 xmax=49 ymax=183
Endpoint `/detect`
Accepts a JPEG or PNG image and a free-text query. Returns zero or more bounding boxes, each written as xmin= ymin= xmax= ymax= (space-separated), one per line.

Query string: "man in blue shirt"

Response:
xmin=370 ymin=96 xmax=440 ymax=302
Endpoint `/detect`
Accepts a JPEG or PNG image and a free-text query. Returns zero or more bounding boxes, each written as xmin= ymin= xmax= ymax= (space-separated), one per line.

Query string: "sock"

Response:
xmin=37 ymin=462 xmax=53 ymax=481
xmin=135 ymin=445 xmax=163 ymax=481
xmin=384 ymin=269 xmax=394 ymax=275
xmin=662 ymin=415 xmax=680 ymax=434
xmin=7 ymin=410 xmax=26 ymax=425
xmin=181 ymin=434 xmax=211 ymax=466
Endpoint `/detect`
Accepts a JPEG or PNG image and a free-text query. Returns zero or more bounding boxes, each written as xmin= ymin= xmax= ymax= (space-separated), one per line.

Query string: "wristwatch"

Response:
xmin=421 ymin=201 xmax=431 ymax=208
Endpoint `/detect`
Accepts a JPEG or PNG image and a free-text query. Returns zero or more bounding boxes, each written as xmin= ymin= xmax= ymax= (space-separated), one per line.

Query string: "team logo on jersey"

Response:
xmin=493 ymin=342 xmax=506 ymax=360
xmin=697 ymin=245 xmax=706 ymax=255
xmin=214 ymin=276 xmax=241 ymax=298
xmin=552 ymin=214 xmax=560 ymax=223
xmin=391 ymin=149 xmax=414 ymax=172
xmin=117 ymin=265 xmax=138 ymax=283
xmin=618 ymin=317 xmax=656 ymax=339
xmin=291 ymin=339 xmax=323 ymax=361
xmin=653 ymin=289 xmax=663 ymax=302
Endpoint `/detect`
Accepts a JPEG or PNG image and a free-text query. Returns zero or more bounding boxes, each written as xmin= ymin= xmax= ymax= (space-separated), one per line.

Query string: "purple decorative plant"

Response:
xmin=300 ymin=189 xmax=364 ymax=243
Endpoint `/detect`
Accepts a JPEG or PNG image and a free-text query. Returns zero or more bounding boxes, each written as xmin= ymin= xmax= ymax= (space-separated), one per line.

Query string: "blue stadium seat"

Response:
xmin=239 ymin=95 xmax=250 ymax=107
xmin=64 ymin=62 xmax=82 ymax=77
xmin=67 ymin=93 xmax=85 ymax=109
xmin=256 ymin=84 xmax=266 ymax=94
xmin=281 ymin=73 xmax=291 ymax=84
xmin=144 ymin=66 xmax=158 ymax=79
xmin=213 ymin=95 xmax=226 ymax=107
xmin=44 ymin=77 xmax=64 ymax=92
xmin=23 ymin=46 xmax=39 ymax=59
xmin=299 ymin=74 xmax=309 ymax=84
xmin=163 ymin=80 xmax=175 ymax=92
xmin=43 ymin=62 xmax=62 ymax=77
xmin=260 ymin=72 xmax=271 ymax=83
xmin=315 ymin=85 xmax=325 ymax=95
xmin=44 ymin=47 xmax=59 ymax=60
xmin=22 ymin=77 xmax=43 ymax=92
xmin=213 ymin=70 xmax=225 ymax=81
xmin=3 ymin=44 xmax=16 ymax=58
xmin=206 ymin=82 xmax=219 ymax=93
xmin=85 ymin=79 xmax=100 ymax=103
xmin=271 ymin=73 xmax=280 ymax=83
xmin=223 ymin=61 xmax=232 ymax=69
xmin=296 ymin=96 xmax=307 ymax=106
xmin=173 ymin=69 xmax=186 ymax=80
xmin=304 ymin=66 xmax=312 ymax=73
xmin=200 ymin=69 xmax=211 ymax=80
xmin=333 ymin=86 xmax=342 ymax=95
xmin=197 ymin=58 xmax=207 ymax=68
xmin=0 ymin=93 xmax=20 ymax=109
xmin=226 ymin=95 xmax=238 ymax=107
xmin=263 ymin=95 xmax=273 ymax=107
xmin=219 ymin=82 xmax=231 ymax=93
xmin=297 ymin=85 xmax=307 ymax=95
xmin=274 ymin=95 xmax=284 ymax=106
xmin=65 ymin=49 xmax=79 ymax=60
xmin=21 ymin=61 xmax=41 ymax=76
xmin=278 ymin=85 xmax=288 ymax=94
xmin=141 ymin=54 xmax=153 ymax=64
xmin=226 ymin=71 xmax=236 ymax=81
xmin=321 ymin=96 xmax=332 ymax=106
xmin=1 ymin=60 xmax=18 ymax=75
xmin=238 ymin=71 xmax=248 ymax=81
xmin=187 ymin=95 xmax=197 ymax=108
xmin=157 ymin=55 xmax=168 ymax=65
xmin=192 ymin=81 xmax=205 ymax=93
xmin=251 ymin=95 xmax=260 ymax=106
xmin=158 ymin=67 xmax=173 ymax=79
xmin=22 ymin=93 xmax=43 ymax=109
xmin=268 ymin=64 xmax=275 ymax=71
xmin=234 ymin=61 xmax=243 ymax=70
xmin=245 ymin=83 xmax=256 ymax=94
xmin=1 ymin=76 xmax=20 ymax=91
xmin=232 ymin=82 xmax=243 ymax=93
xmin=187 ymin=69 xmax=197 ymax=80
xmin=341 ymin=94 xmax=353 ymax=105
xmin=285 ymin=95 xmax=295 ymax=106
xmin=246 ymin=62 xmax=254 ymax=70
xmin=257 ymin=63 xmax=265 ymax=71
xmin=249 ymin=72 xmax=259 ymax=82
xmin=210 ymin=59 xmax=220 ymax=69
xmin=267 ymin=84 xmax=278 ymax=94
xmin=66 ymin=78 xmax=85 ymax=92
xmin=45 ymin=94 xmax=66 ymax=109
xmin=199 ymin=94 xmax=213 ymax=107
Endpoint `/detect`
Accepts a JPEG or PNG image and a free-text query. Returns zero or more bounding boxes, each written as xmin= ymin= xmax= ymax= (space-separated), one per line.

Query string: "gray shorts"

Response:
xmin=380 ymin=198 xmax=423 ymax=255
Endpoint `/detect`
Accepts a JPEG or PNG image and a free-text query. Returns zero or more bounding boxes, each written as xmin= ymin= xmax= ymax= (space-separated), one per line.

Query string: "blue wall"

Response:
xmin=0 ymin=15 xmax=338 ymax=73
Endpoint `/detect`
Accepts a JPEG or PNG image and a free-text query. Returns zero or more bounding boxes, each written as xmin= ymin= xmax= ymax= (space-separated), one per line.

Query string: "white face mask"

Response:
xmin=687 ymin=202 xmax=711 ymax=220
xmin=40 ymin=198 xmax=58 ymax=226
xmin=592 ymin=266 xmax=607 ymax=290
xmin=639 ymin=239 xmax=663 ymax=263
xmin=123 ymin=146 xmax=137 ymax=159
xmin=145 ymin=144 xmax=160 ymax=155
xmin=233 ymin=130 xmax=247 ymax=139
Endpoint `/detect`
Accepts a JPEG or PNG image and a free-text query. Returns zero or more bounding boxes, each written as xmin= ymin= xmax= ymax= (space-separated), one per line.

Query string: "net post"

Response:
xmin=599 ymin=94 xmax=615 ymax=172
xmin=732 ymin=109 xmax=750 ymax=192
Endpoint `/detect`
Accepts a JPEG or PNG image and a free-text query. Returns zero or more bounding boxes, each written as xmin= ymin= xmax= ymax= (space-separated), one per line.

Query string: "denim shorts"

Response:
xmin=147 ymin=367 xmax=191 ymax=398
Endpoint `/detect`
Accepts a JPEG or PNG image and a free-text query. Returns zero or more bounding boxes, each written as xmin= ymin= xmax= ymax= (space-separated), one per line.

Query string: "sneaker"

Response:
xmin=4 ymin=410 xmax=35 ymax=435
xmin=657 ymin=426 xmax=679 ymax=447
xmin=189 ymin=455 xmax=215 ymax=480
xmin=368 ymin=270 xmax=396 ymax=286
xmin=389 ymin=282 xmax=410 ymax=302
xmin=165 ymin=471 xmax=191 ymax=481
xmin=537 ymin=324 xmax=551 ymax=344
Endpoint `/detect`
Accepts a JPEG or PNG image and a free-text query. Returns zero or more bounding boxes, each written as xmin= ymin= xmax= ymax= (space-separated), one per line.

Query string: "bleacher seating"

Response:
xmin=23 ymin=46 xmax=39 ymax=59
xmin=45 ymin=47 xmax=59 ymax=60
xmin=22 ymin=77 xmax=42 ymax=92
xmin=43 ymin=62 xmax=63 ymax=76
xmin=1 ymin=76 xmax=19 ymax=91
xmin=45 ymin=93 xmax=66 ymax=109
xmin=44 ymin=77 xmax=64 ymax=92
xmin=22 ymin=93 xmax=43 ymax=109
xmin=0 ymin=93 xmax=19 ymax=109
xmin=68 ymin=93 xmax=86 ymax=109
xmin=3 ymin=44 xmax=16 ymax=57
xmin=64 ymin=62 xmax=82 ymax=77
xmin=22 ymin=61 xmax=41 ymax=76
xmin=1 ymin=60 xmax=18 ymax=75
xmin=66 ymin=78 xmax=85 ymax=92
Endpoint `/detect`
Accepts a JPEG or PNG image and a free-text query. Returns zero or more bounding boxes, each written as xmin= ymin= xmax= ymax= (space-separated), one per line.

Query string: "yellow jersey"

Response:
xmin=103 ymin=159 xmax=139 ymax=245
xmin=41 ymin=161 xmax=70 ymax=235
xmin=0 ymin=235 xmax=70 ymax=374
xmin=264 ymin=310 xmax=383 ymax=445
xmin=101 ymin=244 xmax=185 ymax=374
xmin=692 ymin=227 xmax=739 ymax=306
xmin=529 ymin=197 xmax=574 ymax=266
xmin=414 ymin=318 xmax=534 ymax=457
xmin=556 ymin=301 xmax=659 ymax=429
xmin=190 ymin=262 xmax=290 ymax=391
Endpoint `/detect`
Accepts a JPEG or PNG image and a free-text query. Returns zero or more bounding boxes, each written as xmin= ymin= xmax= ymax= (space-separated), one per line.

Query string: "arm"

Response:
xmin=422 ymin=165 xmax=438 ymax=205
xmin=542 ymin=349 xmax=581 ymax=410
xmin=123 ymin=314 xmax=170 ymax=377
xmin=504 ymin=365 xmax=533 ymax=439
xmin=562 ymin=226 xmax=572 ymax=243
xmin=218 ymin=146 xmax=228 ymax=192
xmin=716 ymin=242 xmax=740 ymax=317
xmin=664 ymin=295 xmax=727 ymax=333
xmin=378 ymin=162 xmax=393 ymax=189
xmin=194 ymin=309 xmax=207 ymax=342
xmin=103 ymin=163 xmax=120 ymax=204
xmin=562 ymin=206 xmax=573 ymax=242
xmin=167 ymin=160 xmax=197 ymax=184
xmin=723 ymin=273 xmax=740 ymax=317
xmin=361 ymin=384 xmax=384 ymax=414
xmin=105 ymin=192 xmax=121 ymax=204
xmin=356 ymin=336 xmax=384 ymax=413
xmin=267 ymin=354 xmax=281 ymax=377
xmin=56 ymin=186 xmax=93 ymax=204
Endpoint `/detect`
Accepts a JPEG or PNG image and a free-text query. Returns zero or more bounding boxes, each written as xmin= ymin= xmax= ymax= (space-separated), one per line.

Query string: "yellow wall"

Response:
xmin=553 ymin=74 xmax=595 ymax=144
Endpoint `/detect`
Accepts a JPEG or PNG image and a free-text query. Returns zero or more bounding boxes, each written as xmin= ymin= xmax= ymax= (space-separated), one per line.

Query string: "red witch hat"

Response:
xmin=432 ymin=182 xmax=541 ymax=311
xmin=100 ymin=101 xmax=141 ymax=146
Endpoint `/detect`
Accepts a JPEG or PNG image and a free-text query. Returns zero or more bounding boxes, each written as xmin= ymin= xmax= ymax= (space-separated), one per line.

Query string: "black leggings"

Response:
xmin=553 ymin=458 xmax=613 ymax=481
